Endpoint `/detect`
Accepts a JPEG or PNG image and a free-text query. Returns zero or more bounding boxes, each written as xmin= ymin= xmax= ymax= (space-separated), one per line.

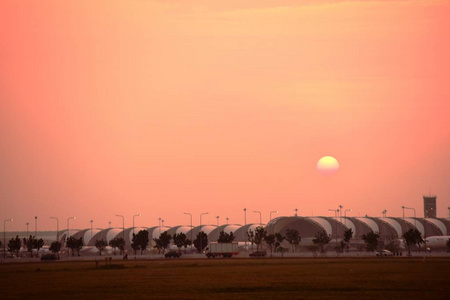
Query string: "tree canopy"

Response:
xmin=362 ymin=231 xmax=380 ymax=252
xmin=312 ymin=230 xmax=331 ymax=253
xmin=285 ymin=228 xmax=301 ymax=252
xmin=193 ymin=231 xmax=208 ymax=253
xmin=217 ymin=231 xmax=236 ymax=243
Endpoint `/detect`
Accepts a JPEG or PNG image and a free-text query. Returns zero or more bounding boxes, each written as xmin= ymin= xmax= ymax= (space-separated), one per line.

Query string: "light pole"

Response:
xmin=35 ymin=216 xmax=38 ymax=238
xmin=344 ymin=209 xmax=352 ymax=226
xmin=216 ymin=216 xmax=220 ymax=226
xmin=133 ymin=214 xmax=141 ymax=235
xmin=183 ymin=212 xmax=193 ymax=246
xmin=158 ymin=217 xmax=162 ymax=234
xmin=339 ymin=205 xmax=343 ymax=220
xmin=67 ymin=217 xmax=76 ymax=238
xmin=4 ymin=219 xmax=13 ymax=259
xmin=382 ymin=210 xmax=387 ymax=218
xmin=162 ymin=219 xmax=165 ymax=227
xmin=244 ymin=208 xmax=247 ymax=249
xmin=200 ymin=212 xmax=209 ymax=226
xmin=294 ymin=208 xmax=298 ymax=217
xmin=26 ymin=222 xmax=29 ymax=238
xmin=226 ymin=217 xmax=229 ymax=225
xmin=108 ymin=221 xmax=111 ymax=229
xmin=253 ymin=211 xmax=262 ymax=225
xmin=115 ymin=215 xmax=124 ymax=240
xmin=402 ymin=206 xmax=405 ymax=219
xmin=403 ymin=206 xmax=416 ymax=228
xmin=50 ymin=217 xmax=59 ymax=242
xmin=90 ymin=220 xmax=93 ymax=240
xmin=270 ymin=211 xmax=279 ymax=221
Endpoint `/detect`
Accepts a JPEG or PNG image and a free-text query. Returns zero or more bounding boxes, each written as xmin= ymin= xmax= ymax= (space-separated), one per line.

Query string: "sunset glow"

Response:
xmin=1 ymin=0 xmax=449 ymax=230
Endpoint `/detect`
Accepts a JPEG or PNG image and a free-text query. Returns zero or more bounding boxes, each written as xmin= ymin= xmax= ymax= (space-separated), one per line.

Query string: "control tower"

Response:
xmin=423 ymin=195 xmax=437 ymax=218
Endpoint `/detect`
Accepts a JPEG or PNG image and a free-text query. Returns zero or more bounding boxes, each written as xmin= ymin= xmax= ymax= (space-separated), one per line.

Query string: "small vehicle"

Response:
xmin=249 ymin=251 xmax=267 ymax=257
xmin=165 ymin=251 xmax=181 ymax=258
xmin=376 ymin=250 xmax=393 ymax=257
xmin=40 ymin=253 xmax=58 ymax=261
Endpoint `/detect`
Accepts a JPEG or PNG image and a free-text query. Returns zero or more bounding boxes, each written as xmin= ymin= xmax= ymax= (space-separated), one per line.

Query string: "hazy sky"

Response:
xmin=1 ymin=0 xmax=449 ymax=231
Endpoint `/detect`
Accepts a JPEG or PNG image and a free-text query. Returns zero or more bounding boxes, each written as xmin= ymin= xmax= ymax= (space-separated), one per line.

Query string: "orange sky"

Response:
xmin=1 ymin=0 xmax=449 ymax=231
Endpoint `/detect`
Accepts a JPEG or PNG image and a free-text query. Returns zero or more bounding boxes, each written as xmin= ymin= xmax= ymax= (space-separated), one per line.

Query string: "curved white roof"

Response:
xmin=425 ymin=218 xmax=447 ymax=235
xmin=355 ymin=217 xmax=379 ymax=233
xmin=332 ymin=217 xmax=356 ymax=236
xmin=404 ymin=218 xmax=425 ymax=236
xmin=309 ymin=217 xmax=332 ymax=236
xmin=380 ymin=218 xmax=402 ymax=238
xmin=83 ymin=229 xmax=102 ymax=245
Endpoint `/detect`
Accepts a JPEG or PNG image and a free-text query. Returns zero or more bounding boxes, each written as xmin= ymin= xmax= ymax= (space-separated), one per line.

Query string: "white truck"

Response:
xmin=205 ymin=242 xmax=239 ymax=258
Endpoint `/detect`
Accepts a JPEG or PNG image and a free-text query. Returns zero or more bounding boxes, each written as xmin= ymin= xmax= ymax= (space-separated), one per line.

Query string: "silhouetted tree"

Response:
xmin=193 ymin=231 xmax=208 ymax=253
xmin=313 ymin=230 xmax=331 ymax=253
xmin=254 ymin=226 xmax=267 ymax=251
xmin=247 ymin=229 xmax=256 ymax=252
xmin=33 ymin=238 xmax=44 ymax=258
xmin=66 ymin=236 xmax=83 ymax=256
xmin=50 ymin=241 xmax=62 ymax=254
xmin=285 ymin=229 xmax=301 ymax=252
xmin=183 ymin=239 xmax=192 ymax=253
xmin=153 ymin=231 xmax=171 ymax=254
xmin=95 ymin=239 xmax=107 ymax=256
xmin=362 ymin=231 xmax=380 ymax=252
xmin=264 ymin=234 xmax=276 ymax=256
xmin=343 ymin=228 xmax=353 ymax=252
xmin=24 ymin=235 xmax=37 ymax=258
xmin=7 ymin=236 xmax=21 ymax=257
xmin=403 ymin=228 xmax=423 ymax=257
xmin=109 ymin=237 xmax=125 ymax=255
xmin=173 ymin=233 xmax=187 ymax=253
xmin=274 ymin=233 xmax=285 ymax=255
xmin=217 ymin=231 xmax=235 ymax=243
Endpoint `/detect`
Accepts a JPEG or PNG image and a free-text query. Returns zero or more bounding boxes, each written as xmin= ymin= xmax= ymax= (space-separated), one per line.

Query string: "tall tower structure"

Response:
xmin=423 ymin=195 xmax=437 ymax=218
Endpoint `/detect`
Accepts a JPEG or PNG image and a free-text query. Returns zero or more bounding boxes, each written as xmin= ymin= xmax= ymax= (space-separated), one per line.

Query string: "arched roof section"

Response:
xmin=332 ymin=217 xmax=356 ymax=235
xmin=88 ymin=228 xmax=122 ymax=246
xmin=81 ymin=229 xmax=102 ymax=246
xmin=233 ymin=224 xmax=261 ymax=242
xmin=437 ymin=219 xmax=450 ymax=235
xmin=186 ymin=225 xmax=218 ymax=240
xmin=404 ymin=218 xmax=425 ymax=236
xmin=425 ymin=218 xmax=447 ymax=236
xmin=355 ymin=217 xmax=379 ymax=233
xmin=166 ymin=226 xmax=192 ymax=237
xmin=377 ymin=218 xmax=402 ymax=239
xmin=208 ymin=225 xmax=241 ymax=242
xmin=308 ymin=217 xmax=332 ymax=236
xmin=265 ymin=217 xmax=299 ymax=235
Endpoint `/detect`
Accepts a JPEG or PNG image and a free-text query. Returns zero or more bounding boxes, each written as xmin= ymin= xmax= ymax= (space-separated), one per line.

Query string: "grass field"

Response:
xmin=1 ymin=257 xmax=449 ymax=299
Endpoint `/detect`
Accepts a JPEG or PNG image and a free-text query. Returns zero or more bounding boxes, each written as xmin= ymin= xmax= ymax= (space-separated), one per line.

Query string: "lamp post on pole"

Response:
xmin=382 ymin=210 xmax=387 ymax=218
xmin=226 ymin=217 xmax=229 ymax=225
xmin=35 ymin=216 xmax=38 ymax=238
xmin=402 ymin=206 xmax=405 ymax=219
xmin=339 ymin=205 xmax=343 ymax=220
xmin=90 ymin=220 xmax=93 ymax=240
xmin=183 ymin=212 xmax=193 ymax=247
xmin=216 ymin=216 xmax=220 ymax=226
xmin=133 ymin=214 xmax=141 ymax=235
xmin=294 ymin=208 xmax=298 ymax=217
xmin=344 ymin=209 xmax=352 ymax=226
xmin=200 ymin=212 xmax=209 ymax=226
xmin=244 ymin=208 xmax=247 ymax=249
xmin=50 ymin=217 xmax=59 ymax=242
xmin=26 ymin=222 xmax=29 ymax=238
xmin=4 ymin=219 xmax=13 ymax=259
xmin=253 ymin=211 xmax=262 ymax=225
xmin=108 ymin=221 xmax=111 ymax=229
xmin=115 ymin=215 xmax=124 ymax=240
xmin=270 ymin=211 xmax=279 ymax=221
xmin=403 ymin=206 xmax=416 ymax=228
xmin=162 ymin=220 xmax=165 ymax=228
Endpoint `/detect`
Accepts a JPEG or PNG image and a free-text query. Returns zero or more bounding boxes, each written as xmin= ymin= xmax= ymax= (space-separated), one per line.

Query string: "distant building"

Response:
xmin=423 ymin=195 xmax=437 ymax=218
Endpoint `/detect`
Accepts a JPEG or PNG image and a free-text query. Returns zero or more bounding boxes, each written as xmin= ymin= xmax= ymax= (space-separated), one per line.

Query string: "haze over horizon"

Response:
xmin=1 ymin=0 xmax=449 ymax=231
